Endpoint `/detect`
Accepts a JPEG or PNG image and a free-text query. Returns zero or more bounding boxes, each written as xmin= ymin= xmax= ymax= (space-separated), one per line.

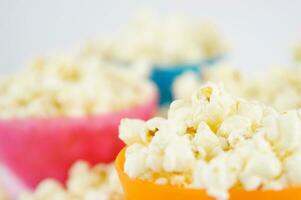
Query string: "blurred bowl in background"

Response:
xmin=79 ymin=14 xmax=228 ymax=107
xmin=0 ymin=93 xmax=158 ymax=188
xmin=150 ymin=58 xmax=220 ymax=105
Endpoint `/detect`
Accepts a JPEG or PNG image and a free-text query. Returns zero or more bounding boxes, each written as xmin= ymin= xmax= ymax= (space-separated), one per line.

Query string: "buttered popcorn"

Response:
xmin=173 ymin=64 xmax=301 ymax=112
xmin=119 ymin=84 xmax=301 ymax=200
xmin=0 ymin=55 xmax=155 ymax=119
xmin=80 ymin=13 xmax=227 ymax=66
xmin=19 ymin=161 xmax=123 ymax=200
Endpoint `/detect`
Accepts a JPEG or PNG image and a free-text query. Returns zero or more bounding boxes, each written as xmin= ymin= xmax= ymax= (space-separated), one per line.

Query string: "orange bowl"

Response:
xmin=116 ymin=148 xmax=301 ymax=200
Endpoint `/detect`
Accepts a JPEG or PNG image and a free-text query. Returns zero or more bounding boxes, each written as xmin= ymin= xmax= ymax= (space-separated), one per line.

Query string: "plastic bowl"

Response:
xmin=0 ymin=94 xmax=158 ymax=188
xmin=150 ymin=58 xmax=219 ymax=105
xmin=116 ymin=148 xmax=301 ymax=200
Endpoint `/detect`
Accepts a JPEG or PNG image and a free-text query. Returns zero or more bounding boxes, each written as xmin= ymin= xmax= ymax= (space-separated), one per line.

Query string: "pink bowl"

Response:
xmin=0 ymin=94 xmax=158 ymax=188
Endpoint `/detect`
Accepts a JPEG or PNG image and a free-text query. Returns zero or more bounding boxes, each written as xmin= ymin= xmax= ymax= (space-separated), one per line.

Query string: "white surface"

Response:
xmin=0 ymin=0 xmax=301 ymax=73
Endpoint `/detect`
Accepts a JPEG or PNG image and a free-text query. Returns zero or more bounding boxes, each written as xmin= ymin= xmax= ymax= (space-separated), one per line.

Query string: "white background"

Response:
xmin=1 ymin=0 xmax=301 ymax=74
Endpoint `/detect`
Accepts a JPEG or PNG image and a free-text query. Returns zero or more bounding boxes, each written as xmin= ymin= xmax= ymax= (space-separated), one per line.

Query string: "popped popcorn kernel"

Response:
xmin=79 ymin=14 xmax=227 ymax=68
xmin=173 ymin=64 xmax=301 ymax=113
xmin=0 ymin=55 xmax=155 ymax=119
xmin=19 ymin=161 xmax=123 ymax=200
xmin=120 ymin=84 xmax=301 ymax=200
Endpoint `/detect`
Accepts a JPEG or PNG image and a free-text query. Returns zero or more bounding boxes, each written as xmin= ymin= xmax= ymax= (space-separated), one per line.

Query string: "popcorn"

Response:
xmin=124 ymin=144 xmax=148 ymax=178
xmin=284 ymin=152 xmax=301 ymax=186
xmin=120 ymin=84 xmax=301 ymax=200
xmin=238 ymin=138 xmax=282 ymax=190
xmin=192 ymin=122 xmax=222 ymax=159
xmin=119 ymin=119 xmax=148 ymax=145
xmin=218 ymin=115 xmax=252 ymax=138
xmin=19 ymin=161 xmax=123 ymax=200
xmin=163 ymin=135 xmax=195 ymax=173
xmin=172 ymin=72 xmax=199 ymax=101
xmin=190 ymin=154 xmax=239 ymax=200
xmin=173 ymin=64 xmax=301 ymax=112
xmin=0 ymin=55 xmax=155 ymax=119
xmin=273 ymin=111 xmax=301 ymax=155
xmin=80 ymin=14 xmax=227 ymax=67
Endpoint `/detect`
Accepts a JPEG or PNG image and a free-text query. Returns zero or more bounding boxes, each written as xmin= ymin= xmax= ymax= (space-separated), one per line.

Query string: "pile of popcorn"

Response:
xmin=173 ymin=64 xmax=301 ymax=112
xmin=19 ymin=161 xmax=123 ymax=200
xmin=120 ymin=84 xmax=301 ymax=200
xmin=80 ymin=13 xmax=227 ymax=66
xmin=0 ymin=55 xmax=155 ymax=119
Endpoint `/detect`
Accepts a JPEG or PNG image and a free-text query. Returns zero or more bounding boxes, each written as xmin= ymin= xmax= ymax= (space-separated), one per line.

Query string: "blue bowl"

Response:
xmin=150 ymin=58 xmax=219 ymax=105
